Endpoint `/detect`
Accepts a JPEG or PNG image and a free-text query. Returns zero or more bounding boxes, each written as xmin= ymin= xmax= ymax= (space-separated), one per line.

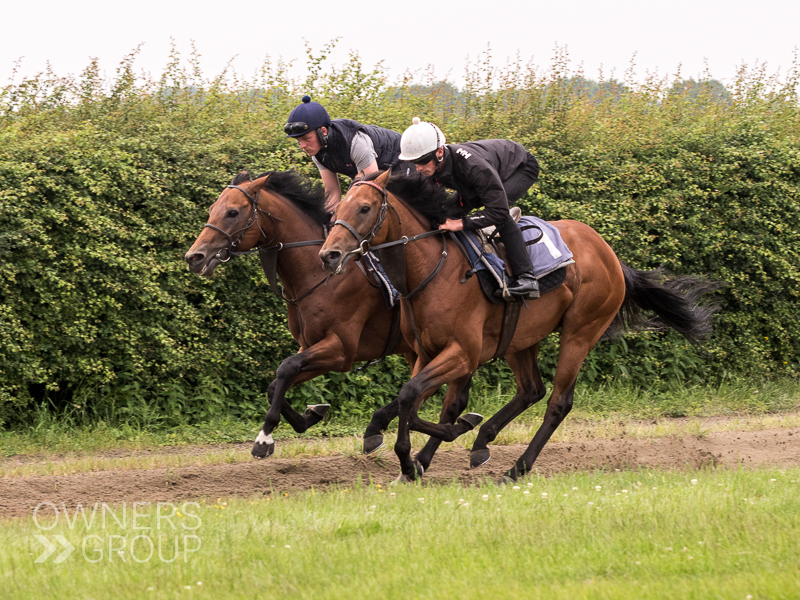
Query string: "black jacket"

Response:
xmin=433 ymin=139 xmax=530 ymax=231
xmin=315 ymin=118 xmax=401 ymax=178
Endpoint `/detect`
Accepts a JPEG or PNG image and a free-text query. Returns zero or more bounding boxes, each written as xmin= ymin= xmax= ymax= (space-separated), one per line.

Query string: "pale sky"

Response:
xmin=2 ymin=0 xmax=798 ymax=88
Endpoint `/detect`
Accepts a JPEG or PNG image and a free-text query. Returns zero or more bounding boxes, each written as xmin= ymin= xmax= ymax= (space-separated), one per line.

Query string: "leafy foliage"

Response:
xmin=1 ymin=43 xmax=798 ymax=427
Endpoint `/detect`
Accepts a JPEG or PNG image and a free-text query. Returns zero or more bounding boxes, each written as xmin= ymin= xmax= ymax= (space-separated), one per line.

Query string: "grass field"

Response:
xmin=2 ymin=467 xmax=799 ymax=599
xmin=2 ymin=379 xmax=799 ymax=598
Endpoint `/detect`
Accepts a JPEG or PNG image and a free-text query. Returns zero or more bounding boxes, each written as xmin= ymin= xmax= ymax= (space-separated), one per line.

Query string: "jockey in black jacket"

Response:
xmin=285 ymin=96 xmax=402 ymax=212
xmin=398 ymin=117 xmax=541 ymax=298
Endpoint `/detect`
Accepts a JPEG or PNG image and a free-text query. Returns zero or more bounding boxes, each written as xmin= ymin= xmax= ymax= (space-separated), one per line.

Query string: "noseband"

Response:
xmin=203 ymin=184 xmax=278 ymax=262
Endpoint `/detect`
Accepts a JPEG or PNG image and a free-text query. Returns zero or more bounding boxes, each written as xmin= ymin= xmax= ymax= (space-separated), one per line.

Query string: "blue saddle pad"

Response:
xmin=519 ymin=216 xmax=575 ymax=277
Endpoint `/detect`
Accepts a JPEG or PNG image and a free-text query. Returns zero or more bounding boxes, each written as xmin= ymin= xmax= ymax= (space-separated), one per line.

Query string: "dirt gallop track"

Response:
xmin=2 ymin=428 xmax=800 ymax=519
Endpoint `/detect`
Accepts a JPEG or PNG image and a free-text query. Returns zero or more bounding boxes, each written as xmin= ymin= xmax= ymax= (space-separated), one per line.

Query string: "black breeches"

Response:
xmin=503 ymin=153 xmax=540 ymax=204
xmin=498 ymin=152 xmax=539 ymax=276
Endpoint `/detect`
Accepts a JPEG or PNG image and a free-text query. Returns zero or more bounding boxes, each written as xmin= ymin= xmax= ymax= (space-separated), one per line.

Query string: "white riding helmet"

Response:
xmin=398 ymin=117 xmax=446 ymax=161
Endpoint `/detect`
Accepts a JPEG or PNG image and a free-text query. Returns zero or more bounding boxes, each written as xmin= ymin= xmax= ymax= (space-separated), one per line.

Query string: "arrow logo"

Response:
xmin=34 ymin=535 xmax=75 ymax=563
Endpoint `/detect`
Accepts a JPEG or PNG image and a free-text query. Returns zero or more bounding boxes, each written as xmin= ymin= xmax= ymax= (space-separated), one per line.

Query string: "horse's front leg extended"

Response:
xmin=393 ymin=346 xmax=472 ymax=482
xmin=414 ymin=373 xmax=475 ymax=472
xmin=252 ymin=337 xmax=351 ymax=459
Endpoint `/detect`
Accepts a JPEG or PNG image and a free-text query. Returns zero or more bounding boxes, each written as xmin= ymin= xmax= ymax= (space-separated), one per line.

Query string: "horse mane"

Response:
xmin=363 ymin=169 xmax=460 ymax=228
xmin=231 ymin=170 xmax=329 ymax=225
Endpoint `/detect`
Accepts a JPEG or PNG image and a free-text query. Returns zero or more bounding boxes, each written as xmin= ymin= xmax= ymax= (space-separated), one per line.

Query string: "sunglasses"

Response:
xmin=284 ymin=122 xmax=310 ymax=136
xmin=411 ymin=151 xmax=437 ymax=165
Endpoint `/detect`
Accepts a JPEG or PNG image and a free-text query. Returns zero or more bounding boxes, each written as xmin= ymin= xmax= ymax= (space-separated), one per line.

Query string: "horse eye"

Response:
xmin=359 ymin=205 xmax=371 ymax=214
xmin=226 ymin=209 xmax=239 ymax=218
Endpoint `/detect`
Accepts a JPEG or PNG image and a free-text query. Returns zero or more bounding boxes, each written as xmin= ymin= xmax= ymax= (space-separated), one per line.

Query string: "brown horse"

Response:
xmin=185 ymin=170 xmax=481 ymax=467
xmin=319 ymin=170 xmax=716 ymax=482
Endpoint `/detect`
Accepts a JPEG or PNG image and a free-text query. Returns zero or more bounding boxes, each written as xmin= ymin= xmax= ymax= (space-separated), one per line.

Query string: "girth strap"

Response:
xmin=493 ymin=301 xmax=521 ymax=360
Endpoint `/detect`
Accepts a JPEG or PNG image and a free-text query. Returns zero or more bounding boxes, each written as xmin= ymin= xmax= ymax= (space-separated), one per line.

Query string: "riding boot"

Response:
xmin=507 ymin=272 xmax=540 ymax=298
xmin=496 ymin=213 xmax=539 ymax=299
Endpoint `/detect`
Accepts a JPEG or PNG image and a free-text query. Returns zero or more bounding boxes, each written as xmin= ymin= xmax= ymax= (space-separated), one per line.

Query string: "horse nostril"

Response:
xmin=187 ymin=253 xmax=204 ymax=264
xmin=326 ymin=251 xmax=341 ymax=263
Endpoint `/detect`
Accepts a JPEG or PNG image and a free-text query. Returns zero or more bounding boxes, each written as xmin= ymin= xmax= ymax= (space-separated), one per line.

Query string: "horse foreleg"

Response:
xmin=406 ymin=374 xmax=482 ymax=444
xmin=470 ymin=346 xmax=546 ymax=469
xmin=414 ymin=373 xmax=475 ymax=472
xmin=394 ymin=346 xmax=472 ymax=482
xmin=363 ymin=351 xmax=416 ymax=454
xmin=252 ymin=337 xmax=351 ymax=459
xmin=363 ymin=400 xmax=399 ymax=454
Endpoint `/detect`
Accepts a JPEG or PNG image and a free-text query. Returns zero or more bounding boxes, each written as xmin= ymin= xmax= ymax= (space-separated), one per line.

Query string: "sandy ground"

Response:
xmin=2 ymin=427 xmax=799 ymax=518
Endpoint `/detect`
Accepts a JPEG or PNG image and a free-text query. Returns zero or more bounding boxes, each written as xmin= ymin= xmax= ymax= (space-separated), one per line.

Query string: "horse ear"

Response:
xmin=251 ymin=173 xmax=271 ymax=190
xmin=375 ymin=169 xmax=391 ymax=185
xmin=231 ymin=170 xmax=251 ymax=185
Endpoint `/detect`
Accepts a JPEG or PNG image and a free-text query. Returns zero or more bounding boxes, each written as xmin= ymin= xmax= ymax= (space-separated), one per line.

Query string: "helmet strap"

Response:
xmin=316 ymin=127 xmax=329 ymax=148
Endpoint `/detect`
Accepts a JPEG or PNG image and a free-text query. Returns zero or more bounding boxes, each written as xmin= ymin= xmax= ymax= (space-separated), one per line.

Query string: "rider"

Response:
xmin=284 ymin=96 xmax=402 ymax=213
xmin=398 ymin=117 xmax=541 ymax=298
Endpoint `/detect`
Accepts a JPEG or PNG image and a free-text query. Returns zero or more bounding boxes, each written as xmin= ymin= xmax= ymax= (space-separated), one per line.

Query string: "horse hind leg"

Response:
xmin=503 ymin=325 xmax=608 ymax=481
xmin=469 ymin=346 xmax=546 ymax=469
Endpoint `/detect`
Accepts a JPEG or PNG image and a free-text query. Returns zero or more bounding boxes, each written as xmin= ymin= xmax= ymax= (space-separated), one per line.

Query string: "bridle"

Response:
xmin=331 ymin=180 xmax=391 ymax=268
xmin=330 ymin=179 xmax=449 ymax=363
xmin=202 ymin=183 xmax=330 ymax=304
xmin=203 ymin=184 xmax=279 ymax=262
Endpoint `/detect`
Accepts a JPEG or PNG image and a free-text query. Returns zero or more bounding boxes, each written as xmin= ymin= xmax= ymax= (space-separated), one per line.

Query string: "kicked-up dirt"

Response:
xmin=2 ymin=427 xmax=799 ymax=519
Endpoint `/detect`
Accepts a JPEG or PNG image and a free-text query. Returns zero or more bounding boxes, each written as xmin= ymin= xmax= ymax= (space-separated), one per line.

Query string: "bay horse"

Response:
xmin=319 ymin=170 xmax=716 ymax=482
xmin=185 ymin=170 xmax=481 ymax=467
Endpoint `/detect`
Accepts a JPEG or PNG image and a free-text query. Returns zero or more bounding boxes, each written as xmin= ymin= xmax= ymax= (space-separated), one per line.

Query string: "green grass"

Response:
xmin=2 ymin=377 xmax=798 ymax=460
xmin=2 ymin=468 xmax=799 ymax=599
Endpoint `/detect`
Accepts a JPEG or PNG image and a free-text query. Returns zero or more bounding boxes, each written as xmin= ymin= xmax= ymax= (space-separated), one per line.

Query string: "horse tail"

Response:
xmin=604 ymin=262 xmax=719 ymax=345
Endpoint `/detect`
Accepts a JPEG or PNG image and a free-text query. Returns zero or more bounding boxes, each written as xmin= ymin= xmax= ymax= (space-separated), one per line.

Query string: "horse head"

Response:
xmin=185 ymin=171 xmax=274 ymax=276
xmin=319 ymin=170 xmax=393 ymax=274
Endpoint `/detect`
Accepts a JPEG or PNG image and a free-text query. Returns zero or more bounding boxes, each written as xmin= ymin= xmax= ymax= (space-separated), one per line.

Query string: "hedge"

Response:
xmin=0 ymin=47 xmax=798 ymax=426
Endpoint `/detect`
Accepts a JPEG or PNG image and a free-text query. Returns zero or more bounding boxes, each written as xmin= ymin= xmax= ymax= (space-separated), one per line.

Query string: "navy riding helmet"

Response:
xmin=284 ymin=96 xmax=331 ymax=146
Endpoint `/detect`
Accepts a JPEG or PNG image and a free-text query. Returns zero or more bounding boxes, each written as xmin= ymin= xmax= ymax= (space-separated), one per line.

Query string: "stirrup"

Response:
xmin=507 ymin=275 xmax=540 ymax=298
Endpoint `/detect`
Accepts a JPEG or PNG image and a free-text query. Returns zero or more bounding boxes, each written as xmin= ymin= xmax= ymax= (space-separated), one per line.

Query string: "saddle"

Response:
xmin=453 ymin=211 xmax=575 ymax=303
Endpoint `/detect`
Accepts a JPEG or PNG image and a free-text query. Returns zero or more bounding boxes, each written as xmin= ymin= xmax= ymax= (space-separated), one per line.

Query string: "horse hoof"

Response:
xmin=252 ymin=442 xmax=275 ymax=459
xmin=390 ymin=461 xmax=425 ymax=484
xmin=470 ymin=449 xmax=491 ymax=469
xmin=363 ymin=434 xmax=385 ymax=455
xmin=457 ymin=412 xmax=483 ymax=430
xmin=305 ymin=404 xmax=331 ymax=418
xmin=252 ymin=430 xmax=275 ymax=459
xmin=497 ymin=475 xmax=516 ymax=486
